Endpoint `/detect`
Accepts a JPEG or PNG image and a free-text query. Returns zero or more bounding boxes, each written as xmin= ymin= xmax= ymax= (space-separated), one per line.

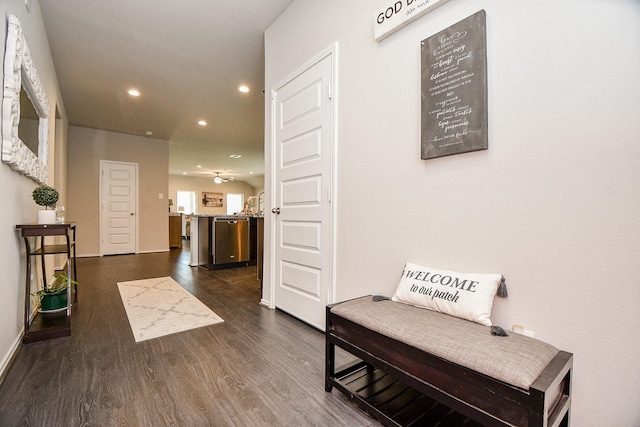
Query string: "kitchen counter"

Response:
xmin=189 ymin=215 xmax=263 ymax=267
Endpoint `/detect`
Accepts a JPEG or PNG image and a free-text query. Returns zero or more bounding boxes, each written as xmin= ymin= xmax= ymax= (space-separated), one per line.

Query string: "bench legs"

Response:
xmin=325 ymin=337 xmax=334 ymax=392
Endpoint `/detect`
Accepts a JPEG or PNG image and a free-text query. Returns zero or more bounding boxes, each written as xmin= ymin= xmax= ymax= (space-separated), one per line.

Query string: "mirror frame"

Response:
xmin=2 ymin=14 xmax=49 ymax=184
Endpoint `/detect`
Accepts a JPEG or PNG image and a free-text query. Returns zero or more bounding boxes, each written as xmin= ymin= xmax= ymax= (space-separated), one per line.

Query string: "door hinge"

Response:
xmin=271 ymin=90 xmax=277 ymax=101
xmin=327 ymin=84 xmax=333 ymax=100
xmin=327 ymin=187 xmax=331 ymax=203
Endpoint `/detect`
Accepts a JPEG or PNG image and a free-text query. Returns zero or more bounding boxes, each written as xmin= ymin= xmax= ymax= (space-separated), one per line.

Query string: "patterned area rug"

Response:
xmin=117 ymin=276 xmax=223 ymax=342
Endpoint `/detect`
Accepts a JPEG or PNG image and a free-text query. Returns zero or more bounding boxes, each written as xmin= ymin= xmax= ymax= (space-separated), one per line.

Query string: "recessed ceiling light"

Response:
xmin=144 ymin=131 xmax=153 ymax=136
xmin=238 ymin=85 xmax=250 ymax=93
xmin=249 ymin=171 xmax=253 ymax=174
xmin=182 ymin=172 xmax=187 ymax=175
xmin=128 ymin=89 xmax=140 ymax=97
xmin=229 ymin=154 xmax=242 ymax=159
xmin=198 ymin=120 xmax=207 ymax=126
xmin=196 ymin=165 xmax=202 ymax=168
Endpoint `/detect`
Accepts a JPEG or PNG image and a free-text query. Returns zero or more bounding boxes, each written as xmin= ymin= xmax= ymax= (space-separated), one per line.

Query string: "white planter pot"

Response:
xmin=37 ymin=210 xmax=56 ymax=224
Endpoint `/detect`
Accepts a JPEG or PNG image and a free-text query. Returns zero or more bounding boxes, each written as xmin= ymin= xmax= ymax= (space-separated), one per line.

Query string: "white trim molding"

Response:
xmin=2 ymin=14 xmax=50 ymax=184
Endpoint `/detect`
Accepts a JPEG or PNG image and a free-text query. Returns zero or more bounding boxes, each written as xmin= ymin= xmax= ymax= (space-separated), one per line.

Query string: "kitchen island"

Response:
xmin=189 ymin=215 xmax=263 ymax=271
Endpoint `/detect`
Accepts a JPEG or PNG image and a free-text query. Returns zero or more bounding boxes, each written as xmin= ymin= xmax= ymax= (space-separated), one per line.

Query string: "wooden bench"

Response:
xmin=325 ymin=296 xmax=572 ymax=427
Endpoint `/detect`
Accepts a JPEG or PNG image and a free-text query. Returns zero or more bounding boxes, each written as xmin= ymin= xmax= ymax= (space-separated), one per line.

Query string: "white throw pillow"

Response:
xmin=391 ymin=262 xmax=504 ymax=326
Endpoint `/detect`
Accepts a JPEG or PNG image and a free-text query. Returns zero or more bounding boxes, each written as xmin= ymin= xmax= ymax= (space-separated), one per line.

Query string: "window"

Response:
xmin=176 ymin=191 xmax=197 ymax=214
xmin=226 ymin=193 xmax=244 ymax=215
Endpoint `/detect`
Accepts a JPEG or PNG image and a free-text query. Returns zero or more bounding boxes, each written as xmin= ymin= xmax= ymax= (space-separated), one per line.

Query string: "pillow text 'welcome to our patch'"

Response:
xmin=392 ymin=262 xmax=505 ymax=326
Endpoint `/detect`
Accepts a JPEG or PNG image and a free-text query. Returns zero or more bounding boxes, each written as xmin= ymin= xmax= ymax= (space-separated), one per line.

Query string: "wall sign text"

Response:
xmin=421 ymin=10 xmax=487 ymax=159
xmin=374 ymin=0 xmax=451 ymax=42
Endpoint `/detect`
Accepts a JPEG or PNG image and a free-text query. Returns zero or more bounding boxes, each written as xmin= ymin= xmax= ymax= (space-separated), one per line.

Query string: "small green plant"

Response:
xmin=31 ymin=271 xmax=79 ymax=301
xmin=32 ymin=185 xmax=59 ymax=209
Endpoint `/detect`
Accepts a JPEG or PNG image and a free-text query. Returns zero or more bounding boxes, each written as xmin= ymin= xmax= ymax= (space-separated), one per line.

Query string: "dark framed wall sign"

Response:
xmin=421 ymin=10 xmax=487 ymax=159
xmin=202 ymin=192 xmax=223 ymax=207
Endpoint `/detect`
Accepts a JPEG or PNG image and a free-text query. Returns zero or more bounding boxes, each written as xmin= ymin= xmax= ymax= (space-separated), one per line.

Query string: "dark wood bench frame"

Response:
xmin=325 ymin=303 xmax=573 ymax=427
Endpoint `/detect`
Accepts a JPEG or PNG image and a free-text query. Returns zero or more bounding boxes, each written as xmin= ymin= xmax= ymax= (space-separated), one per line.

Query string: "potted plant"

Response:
xmin=31 ymin=271 xmax=78 ymax=312
xmin=32 ymin=185 xmax=59 ymax=224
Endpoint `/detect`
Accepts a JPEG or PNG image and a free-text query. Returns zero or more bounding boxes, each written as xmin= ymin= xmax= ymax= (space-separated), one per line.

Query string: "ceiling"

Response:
xmin=38 ymin=0 xmax=295 ymax=188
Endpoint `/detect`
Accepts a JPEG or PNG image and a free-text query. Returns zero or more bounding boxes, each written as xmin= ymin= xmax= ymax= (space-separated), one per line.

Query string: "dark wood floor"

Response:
xmin=0 ymin=243 xmax=381 ymax=426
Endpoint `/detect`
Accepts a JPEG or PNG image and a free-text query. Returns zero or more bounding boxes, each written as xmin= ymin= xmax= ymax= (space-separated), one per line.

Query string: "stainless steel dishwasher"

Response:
xmin=211 ymin=216 xmax=250 ymax=267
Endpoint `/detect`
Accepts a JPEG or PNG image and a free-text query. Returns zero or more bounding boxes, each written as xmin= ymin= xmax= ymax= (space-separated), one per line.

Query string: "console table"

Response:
xmin=16 ymin=223 xmax=77 ymax=343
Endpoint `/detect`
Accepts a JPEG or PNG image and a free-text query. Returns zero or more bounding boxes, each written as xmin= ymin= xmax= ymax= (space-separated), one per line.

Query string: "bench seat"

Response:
xmin=326 ymin=296 xmax=572 ymax=426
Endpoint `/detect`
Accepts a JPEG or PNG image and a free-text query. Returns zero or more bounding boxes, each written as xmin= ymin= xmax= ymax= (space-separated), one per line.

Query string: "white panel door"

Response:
xmin=100 ymin=161 xmax=137 ymax=255
xmin=272 ymin=49 xmax=335 ymax=330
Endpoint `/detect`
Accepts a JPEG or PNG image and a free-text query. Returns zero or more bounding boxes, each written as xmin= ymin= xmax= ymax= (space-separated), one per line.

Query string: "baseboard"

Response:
xmin=0 ymin=331 xmax=23 ymax=387
xmin=260 ymin=298 xmax=272 ymax=308
xmin=1 ymin=302 xmax=49 ymax=385
xmin=77 ymin=249 xmax=170 ymax=258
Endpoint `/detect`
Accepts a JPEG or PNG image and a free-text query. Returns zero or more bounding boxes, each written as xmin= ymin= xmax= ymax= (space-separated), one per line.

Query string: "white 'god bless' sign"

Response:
xmin=374 ymin=0 xmax=451 ymax=42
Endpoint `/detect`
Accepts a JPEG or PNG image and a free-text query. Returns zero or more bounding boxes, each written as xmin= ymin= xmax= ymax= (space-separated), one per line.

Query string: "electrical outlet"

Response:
xmin=512 ymin=325 xmax=535 ymax=338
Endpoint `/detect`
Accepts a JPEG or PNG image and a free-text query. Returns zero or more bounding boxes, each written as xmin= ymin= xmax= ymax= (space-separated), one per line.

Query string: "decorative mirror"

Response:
xmin=2 ymin=14 xmax=49 ymax=184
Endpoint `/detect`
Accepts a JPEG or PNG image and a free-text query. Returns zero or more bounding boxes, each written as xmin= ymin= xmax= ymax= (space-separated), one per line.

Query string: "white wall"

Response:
xmin=67 ymin=126 xmax=169 ymax=256
xmin=265 ymin=1 xmax=640 ymax=425
xmin=0 ymin=0 xmax=68 ymax=379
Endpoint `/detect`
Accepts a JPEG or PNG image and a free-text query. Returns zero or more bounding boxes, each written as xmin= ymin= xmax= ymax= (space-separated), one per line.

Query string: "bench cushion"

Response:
xmin=330 ymin=296 xmax=559 ymax=390
xmin=392 ymin=262 xmax=504 ymax=326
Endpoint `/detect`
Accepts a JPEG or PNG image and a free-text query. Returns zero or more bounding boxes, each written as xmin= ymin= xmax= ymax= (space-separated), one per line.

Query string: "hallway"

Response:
xmin=0 ymin=247 xmax=378 ymax=426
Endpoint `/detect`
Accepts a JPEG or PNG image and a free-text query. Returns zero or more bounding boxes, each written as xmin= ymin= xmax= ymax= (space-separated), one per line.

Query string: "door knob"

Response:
xmin=271 ymin=207 xmax=280 ymax=215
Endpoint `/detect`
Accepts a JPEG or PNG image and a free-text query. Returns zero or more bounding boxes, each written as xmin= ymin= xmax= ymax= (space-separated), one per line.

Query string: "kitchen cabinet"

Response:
xmin=169 ymin=214 xmax=182 ymax=248
xmin=249 ymin=217 xmax=258 ymax=265
xmin=257 ymin=217 xmax=264 ymax=292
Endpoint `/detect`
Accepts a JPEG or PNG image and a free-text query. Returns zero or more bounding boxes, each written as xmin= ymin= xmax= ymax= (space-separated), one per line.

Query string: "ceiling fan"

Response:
xmin=213 ymin=172 xmax=234 ymax=184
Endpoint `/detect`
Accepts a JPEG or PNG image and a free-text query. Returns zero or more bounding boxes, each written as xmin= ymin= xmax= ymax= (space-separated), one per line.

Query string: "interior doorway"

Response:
xmin=100 ymin=160 xmax=138 ymax=255
xmin=270 ymin=45 xmax=337 ymax=330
